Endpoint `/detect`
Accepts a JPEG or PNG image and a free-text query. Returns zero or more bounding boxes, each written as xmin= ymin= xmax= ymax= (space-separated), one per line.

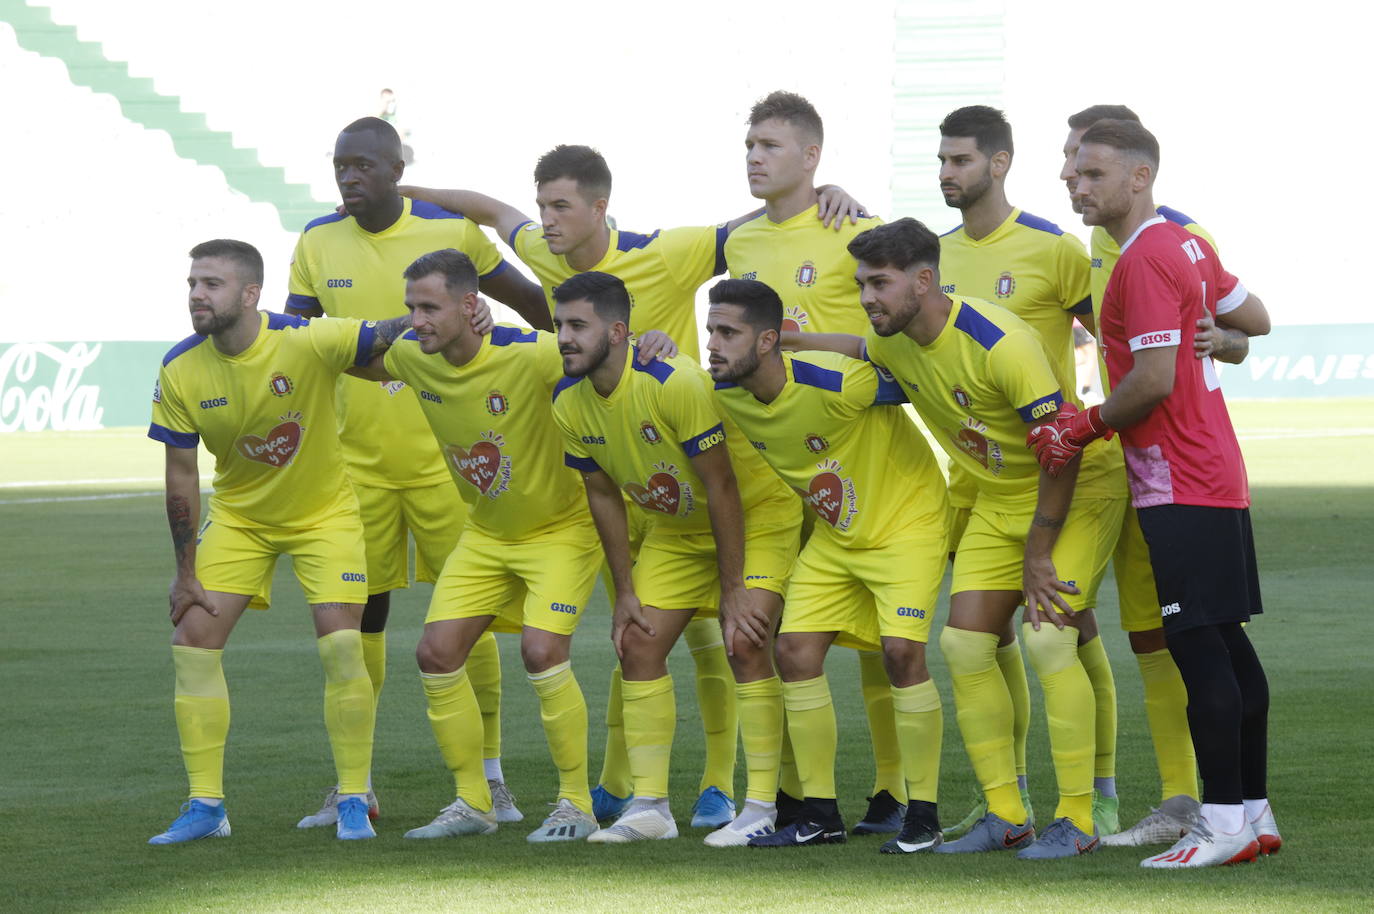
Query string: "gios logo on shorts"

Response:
xmin=1161 ymin=602 xmax=1182 ymax=618
xmin=896 ymin=606 xmax=926 ymax=618
xmin=549 ymin=602 xmax=579 ymax=615
xmin=340 ymin=572 xmax=367 ymax=582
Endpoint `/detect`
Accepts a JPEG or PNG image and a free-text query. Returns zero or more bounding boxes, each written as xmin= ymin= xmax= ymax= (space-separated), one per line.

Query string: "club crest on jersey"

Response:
xmin=485 ymin=390 xmax=508 ymax=416
xmin=797 ymin=458 xmax=858 ymax=530
xmin=795 ymin=261 xmax=817 ymax=287
xmin=804 ymin=433 xmax=829 ymax=453
xmin=623 ymin=461 xmax=694 ymax=517
xmin=951 ymin=385 xmax=973 ymax=409
xmin=995 ymin=271 xmax=1016 ymax=298
xmin=950 ymin=417 xmax=1004 ymax=476
xmin=781 ymin=306 xmax=810 ymax=333
xmin=446 ymin=431 xmax=512 ymax=498
xmin=236 ymin=411 xmax=304 ymax=469
xmin=640 ymin=421 xmax=663 ymax=445
xmin=269 ymin=373 xmax=294 ymax=397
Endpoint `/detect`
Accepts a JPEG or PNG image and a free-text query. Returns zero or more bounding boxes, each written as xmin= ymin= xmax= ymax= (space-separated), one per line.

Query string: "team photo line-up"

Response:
xmin=146 ymin=90 xmax=1276 ymax=870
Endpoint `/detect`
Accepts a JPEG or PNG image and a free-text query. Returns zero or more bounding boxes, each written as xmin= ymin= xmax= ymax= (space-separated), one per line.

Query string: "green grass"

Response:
xmin=3 ymin=400 xmax=1371 ymax=912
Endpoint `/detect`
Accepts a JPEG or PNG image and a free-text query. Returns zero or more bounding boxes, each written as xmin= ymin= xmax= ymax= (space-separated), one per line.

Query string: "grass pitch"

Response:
xmin=2 ymin=400 xmax=1371 ymax=912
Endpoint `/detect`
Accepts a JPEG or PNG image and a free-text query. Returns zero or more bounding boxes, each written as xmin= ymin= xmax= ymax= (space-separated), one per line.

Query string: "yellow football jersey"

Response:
xmin=864 ymin=297 xmax=1116 ymax=507
xmin=725 ymin=205 xmax=883 ymax=336
xmin=713 ymin=351 xmax=946 ymax=549
xmin=939 ymin=209 xmax=1094 ymax=508
xmin=553 ymin=349 xmax=790 ymax=535
xmin=149 ymin=312 xmax=370 ymax=529
xmin=383 ymin=325 xmax=588 ymax=541
xmin=510 ymin=221 xmax=726 ymax=360
xmin=287 ymin=197 xmax=507 ymax=488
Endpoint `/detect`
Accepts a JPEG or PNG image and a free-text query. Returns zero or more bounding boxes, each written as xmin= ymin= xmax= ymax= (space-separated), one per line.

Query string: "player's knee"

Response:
xmin=773 ymin=636 xmax=820 ymax=680
xmin=520 ymin=635 xmax=568 ymax=674
xmin=881 ymin=639 xmax=927 ymax=683
xmin=1021 ymin=621 xmax=1080 ymax=676
xmin=414 ymin=634 xmax=460 ymax=674
xmin=726 ymin=636 xmax=772 ymax=679
xmin=1128 ymin=628 xmax=1167 ymax=654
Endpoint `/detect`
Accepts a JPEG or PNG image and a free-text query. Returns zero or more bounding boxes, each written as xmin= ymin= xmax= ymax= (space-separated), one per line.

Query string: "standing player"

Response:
xmin=147 ymin=239 xmax=410 ymax=843
xmin=352 ymin=250 xmax=602 ymax=843
xmin=286 ymin=117 xmax=549 ymax=828
xmin=707 ymin=279 xmax=949 ymax=853
xmin=1033 ymin=119 xmax=1276 ymax=868
xmin=935 ymin=105 xmax=1120 ymax=837
xmin=551 ymin=272 xmax=801 ymax=844
xmin=1058 ymin=104 xmax=1271 ymax=846
xmin=725 ymin=90 xmax=909 ymax=836
xmin=402 ymin=147 xmax=857 ymax=828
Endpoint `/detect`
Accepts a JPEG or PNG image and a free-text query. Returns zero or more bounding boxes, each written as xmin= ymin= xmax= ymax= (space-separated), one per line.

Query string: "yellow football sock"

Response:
xmin=996 ymin=638 xmax=1031 ymax=779
xmin=859 ymin=649 xmax=906 ymax=803
xmin=1022 ymin=623 xmax=1094 ymax=833
xmin=891 ymin=679 xmax=943 ymax=804
xmin=316 ymin=630 xmax=375 ymax=796
xmin=1078 ymin=635 xmax=1117 ymax=780
xmin=360 ymin=631 xmax=386 ymax=710
xmin=529 ymin=662 xmax=593 ymax=815
xmin=736 ymin=676 xmax=784 ymax=803
xmin=778 ymin=714 xmax=804 ymax=799
xmin=172 ymin=645 xmax=230 ymax=800
xmin=940 ymin=626 xmax=1025 ymax=824
xmin=685 ymin=617 xmax=737 ymax=797
xmin=598 ymin=666 xmax=633 ymax=797
xmin=465 ymin=631 xmax=502 ymax=764
xmin=1138 ymin=648 xmax=1199 ymax=801
xmin=621 ymin=675 xmax=675 ymax=799
xmin=782 ymin=675 xmax=836 ymax=799
xmin=420 ymin=666 xmax=491 ymax=812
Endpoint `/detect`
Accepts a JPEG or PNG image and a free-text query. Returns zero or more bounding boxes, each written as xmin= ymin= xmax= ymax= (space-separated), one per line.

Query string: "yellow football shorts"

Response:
xmin=782 ymin=528 xmax=946 ymax=651
xmin=951 ymin=493 xmax=1126 ymax=612
xmin=425 ymin=521 xmax=602 ymax=635
xmin=946 ymin=505 xmax=972 ymax=557
xmin=354 ymin=481 xmax=468 ymax=593
xmin=194 ymin=515 xmax=368 ymax=609
xmin=1114 ymin=504 xmax=1163 ymax=632
xmin=634 ymin=498 xmax=801 ymax=613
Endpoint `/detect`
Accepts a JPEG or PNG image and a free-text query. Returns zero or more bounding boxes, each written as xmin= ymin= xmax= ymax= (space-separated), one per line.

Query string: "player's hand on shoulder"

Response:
xmin=470 ymin=296 xmax=494 ymax=336
xmin=816 ymin=184 xmax=869 ymax=230
xmin=169 ymin=574 xmax=217 ymax=626
xmin=635 ymin=330 xmax=678 ymax=364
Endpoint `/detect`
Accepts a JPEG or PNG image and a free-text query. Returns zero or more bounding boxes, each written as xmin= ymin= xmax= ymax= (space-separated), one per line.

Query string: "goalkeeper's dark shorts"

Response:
xmin=1137 ymin=504 xmax=1262 ymax=635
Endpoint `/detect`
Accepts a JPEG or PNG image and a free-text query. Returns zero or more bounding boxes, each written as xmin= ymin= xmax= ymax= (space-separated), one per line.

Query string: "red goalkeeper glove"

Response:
xmin=1027 ymin=402 xmax=1114 ymax=477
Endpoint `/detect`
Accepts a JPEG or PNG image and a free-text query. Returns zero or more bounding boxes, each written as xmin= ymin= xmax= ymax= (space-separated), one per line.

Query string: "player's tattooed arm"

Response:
xmin=397 ymin=186 xmax=531 ymax=242
xmin=164 ymin=444 xmax=216 ymax=625
xmin=1023 ymin=454 xmax=1082 ymax=631
xmin=1199 ymin=294 xmax=1269 ymax=364
xmin=368 ymin=314 xmax=413 ymax=357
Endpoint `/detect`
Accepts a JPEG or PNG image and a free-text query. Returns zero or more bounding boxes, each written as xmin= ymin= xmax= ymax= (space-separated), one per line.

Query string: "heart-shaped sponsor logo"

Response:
xmin=804 ymin=472 xmax=845 ymax=526
xmin=448 ymin=440 xmax=502 ymax=494
xmin=237 ymin=420 xmax=302 ymax=467
xmin=624 ymin=471 xmax=681 ymax=515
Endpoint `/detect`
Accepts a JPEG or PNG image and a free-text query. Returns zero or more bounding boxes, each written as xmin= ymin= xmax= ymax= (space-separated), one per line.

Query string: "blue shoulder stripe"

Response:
xmin=791 ymin=358 xmax=844 ymax=392
xmin=402 ymin=329 xmax=419 ymax=341
xmin=303 ymin=211 xmax=346 ymax=233
xmin=148 ymin=422 xmax=199 ymax=448
xmin=353 ymin=321 xmax=377 ymax=367
xmin=266 ymin=311 xmax=309 ymax=330
xmin=1157 ymin=205 xmax=1197 ymax=227
xmin=491 ymin=325 xmax=539 ymax=346
xmin=631 ymin=351 xmax=674 ymax=383
xmin=565 ymin=452 xmax=600 ymax=472
xmin=162 ymin=333 xmax=206 ymax=366
xmin=713 ymin=224 xmax=729 ymax=276
xmin=1013 ymin=211 xmax=1064 ymax=236
xmin=508 ymin=220 xmax=534 ymax=249
xmin=1016 ymin=391 xmax=1064 ymax=424
xmin=952 ymin=302 xmax=1005 ymax=351
xmin=552 ymin=375 xmax=583 ymax=401
xmin=285 ymin=293 xmax=321 ymax=313
xmin=617 ymin=229 xmax=661 ymax=252
xmin=480 ymin=259 xmax=511 ymax=280
xmin=410 ymin=199 xmax=465 ymax=221
xmin=940 ymin=223 xmax=964 ymax=237
xmin=682 ymin=422 xmax=725 ymax=457
xmin=713 ymin=380 xmax=739 ymax=390
xmin=871 ymin=366 xmax=908 ymax=405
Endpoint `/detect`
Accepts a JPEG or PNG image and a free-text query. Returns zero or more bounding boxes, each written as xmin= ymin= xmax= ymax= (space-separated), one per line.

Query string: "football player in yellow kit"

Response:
xmin=147 ymin=239 xmax=411 ymax=844
xmin=287 ymin=117 xmax=549 ymax=828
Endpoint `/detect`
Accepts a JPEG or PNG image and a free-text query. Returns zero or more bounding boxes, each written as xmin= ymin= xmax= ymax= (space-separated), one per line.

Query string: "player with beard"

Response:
xmin=286 ymin=118 xmax=549 ymax=830
xmin=148 ymin=240 xmax=411 ymax=844
xmin=935 ymin=105 xmax=1125 ymax=839
xmin=706 ymin=279 xmax=949 ymax=853
xmin=551 ymin=271 xmax=801 ymax=844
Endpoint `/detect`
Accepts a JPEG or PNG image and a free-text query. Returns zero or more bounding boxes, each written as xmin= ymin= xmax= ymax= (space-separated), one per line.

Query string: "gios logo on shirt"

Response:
xmin=797 ymin=458 xmax=858 ymax=530
xmin=623 ymin=461 xmax=694 ymax=517
xmin=445 ymin=430 xmax=512 ymax=498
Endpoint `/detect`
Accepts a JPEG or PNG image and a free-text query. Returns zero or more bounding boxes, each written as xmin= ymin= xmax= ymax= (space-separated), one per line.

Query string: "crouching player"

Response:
xmin=707 ymin=279 xmax=949 ymax=852
xmin=354 ymin=249 xmax=604 ymax=842
xmin=551 ymin=271 xmax=801 ymax=844
xmin=148 ymin=239 xmax=411 ymax=843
